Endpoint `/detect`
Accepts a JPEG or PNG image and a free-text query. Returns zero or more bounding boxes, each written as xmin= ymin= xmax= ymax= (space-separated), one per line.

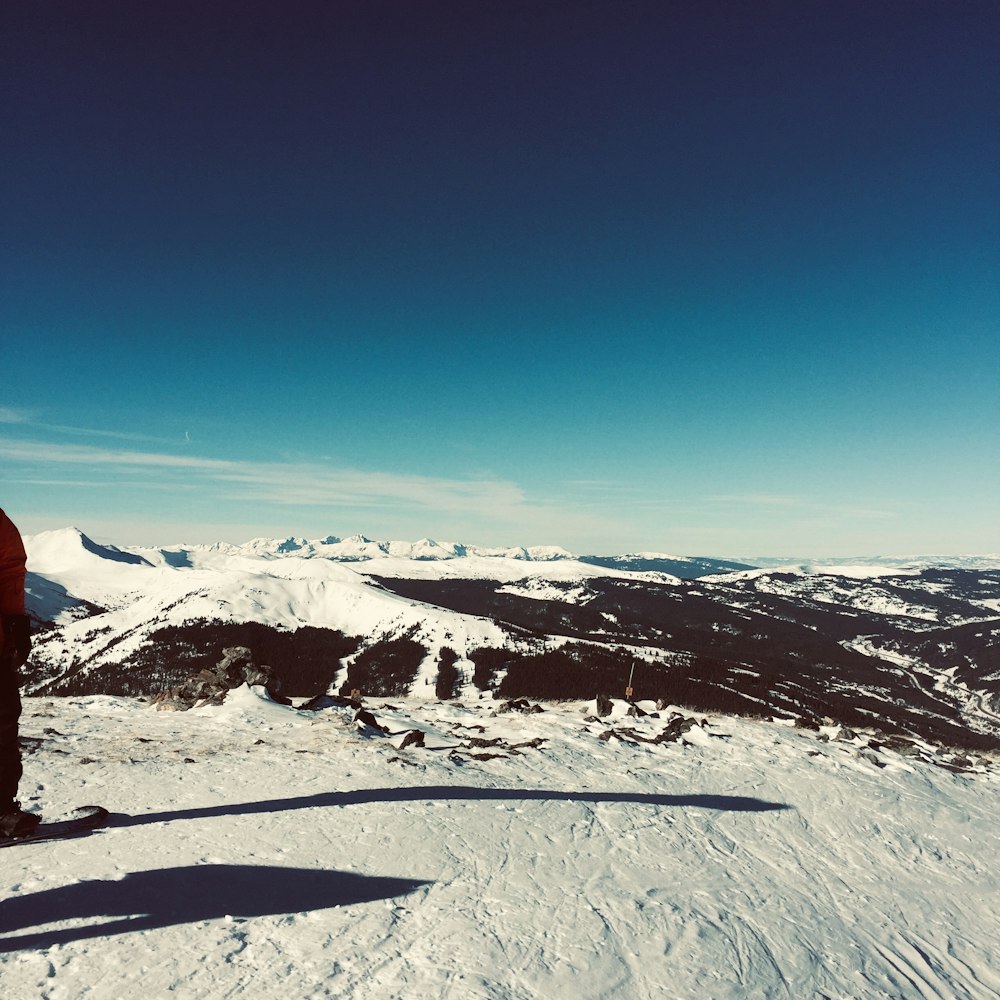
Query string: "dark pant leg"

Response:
xmin=0 ymin=647 xmax=23 ymax=807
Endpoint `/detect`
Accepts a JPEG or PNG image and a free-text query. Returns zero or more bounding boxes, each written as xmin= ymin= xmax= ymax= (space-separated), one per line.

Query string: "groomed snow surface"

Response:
xmin=2 ymin=692 xmax=999 ymax=999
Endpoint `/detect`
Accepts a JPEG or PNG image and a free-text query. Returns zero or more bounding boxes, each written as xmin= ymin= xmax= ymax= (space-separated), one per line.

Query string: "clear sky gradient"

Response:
xmin=2 ymin=1 xmax=998 ymax=556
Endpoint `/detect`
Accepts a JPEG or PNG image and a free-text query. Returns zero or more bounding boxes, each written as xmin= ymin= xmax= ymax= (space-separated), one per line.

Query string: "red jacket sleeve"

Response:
xmin=0 ymin=508 xmax=27 ymax=616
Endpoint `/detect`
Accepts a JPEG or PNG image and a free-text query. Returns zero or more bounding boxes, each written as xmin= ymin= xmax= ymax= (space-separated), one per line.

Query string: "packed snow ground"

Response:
xmin=2 ymin=691 xmax=1000 ymax=1000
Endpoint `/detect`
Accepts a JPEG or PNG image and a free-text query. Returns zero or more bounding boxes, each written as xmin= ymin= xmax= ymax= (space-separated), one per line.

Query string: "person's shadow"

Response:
xmin=110 ymin=785 xmax=791 ymax=827
xmin=0 ymin=864 xmax=429 ymax=952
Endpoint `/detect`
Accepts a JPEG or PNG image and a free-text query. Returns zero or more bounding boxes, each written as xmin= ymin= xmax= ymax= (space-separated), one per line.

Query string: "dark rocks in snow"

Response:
xmin=451 ymin=722 xmax=486 ymax=733
xmin=937 ymin=755 xmax=977 ymax=774
xmin=458 ymin=734 xmax=546 ymax=754
xmin=215 ymin=647 xmax=258 ymax=685
xmin=152 ymin=646 xmax=281 ymax=711
xmin=399 ymin=729 xmax=425 ymax=749
xmin=611 ymin=727 xmax=652 ymax=744
xmin=463 ymin=736 xmax=505 ymax=749
xmin=596 ymin=694 xmax=613 ymax=718
xmin=871 ymin=735 xmax=922 ymax=757
xmin=510 ymin=737 xmax=546 ymax=750
xmin=387 ymin=755 xmax=422 ymax=767
xmin=592 ymin=710 xmax=704 ymax=748
xmin=654 ymin=714 xmax=699 ymax=744
xmin=300 ymin=693 xmax=362 ymax=712
xmin=494 ymin=698 xmax=543 ymax=715
xmin=626 ymin=703 xmax=648 ymax=718
xmin=354 ymin=709 xmax=388 ymax=733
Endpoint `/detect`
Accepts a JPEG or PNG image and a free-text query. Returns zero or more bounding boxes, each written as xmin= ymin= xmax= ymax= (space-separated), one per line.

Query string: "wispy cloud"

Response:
xmin=0 ymin=406 xmax=31 ymax=424
xmin=41 ymin=424 xmax=179 ymax=444
xmin=0 ymin=406 xmax=183 ymax=444
xmin=0 ymin=438 xmax=524 ymax=515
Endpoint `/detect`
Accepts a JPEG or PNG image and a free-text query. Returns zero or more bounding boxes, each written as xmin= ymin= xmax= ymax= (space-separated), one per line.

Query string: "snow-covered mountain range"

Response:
xmin=21 ymin=528 xmax=1000 ymax=751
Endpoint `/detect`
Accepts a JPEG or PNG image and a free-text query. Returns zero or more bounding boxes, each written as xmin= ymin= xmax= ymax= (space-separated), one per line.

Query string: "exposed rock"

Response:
xmin=873 ymin=735 xmax=923 ymax=757
xmin=243 ymin=664 xmax=272 ymax=687
xmin=596 ymin=694 xmax=613 ymax=718
xmin=354 ymin=709 xmax=388 ymax=733
xmin=300 ymin=693 xmax=362 ymax=712
xmin=217 ymin=646 xmax=253 ymax=679
xmin=626 ymin=703 xmax=647 ymax=718
xmin=387 ymin=755 xmax=421 ymax=767
xmin=654 ymin=715 xmax=698 ymax=744
xmin=937 ymin=754 xmax=976 ymax=773
xmin=152 ymin=646 xmax=279 ymax=711
xmin=494 ymin=698 xmax=541 ymax=715
xmin=858 ymin=750 xmax=887 ymax=768
xmin=510 ymin=737 xmax=547 ymax=750
xmin=464 ymin=736 xmax=505 ymax=749
xmin=399 ymin=729 xmax=425 ymax=749
xmin=613 ymin=727 xmax=656 ymax=745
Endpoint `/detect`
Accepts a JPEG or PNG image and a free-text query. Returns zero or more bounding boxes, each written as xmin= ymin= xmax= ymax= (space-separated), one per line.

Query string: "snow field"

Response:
xmin=1 ymin=692 xmax=999 ymax=999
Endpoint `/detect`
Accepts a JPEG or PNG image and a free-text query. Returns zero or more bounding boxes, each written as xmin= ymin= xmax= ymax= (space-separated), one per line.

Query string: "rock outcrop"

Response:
xmin=152 ymin=646 xmax=282 ymax=711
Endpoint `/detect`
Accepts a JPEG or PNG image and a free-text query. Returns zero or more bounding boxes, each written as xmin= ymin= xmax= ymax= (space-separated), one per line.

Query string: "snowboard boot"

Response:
xmin=0 ymin=801 xmax=41 ymax=839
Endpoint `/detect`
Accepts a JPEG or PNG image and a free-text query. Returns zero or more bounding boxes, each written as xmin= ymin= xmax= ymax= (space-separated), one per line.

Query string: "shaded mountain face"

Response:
xmin=579 ymin=554 xmax=755 ymax=577
xmin=20 ymin=530 xmax=1000 ymax=751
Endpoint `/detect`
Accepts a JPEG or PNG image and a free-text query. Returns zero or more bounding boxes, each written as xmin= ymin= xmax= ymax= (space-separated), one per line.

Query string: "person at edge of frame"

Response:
xmin=0 ymin=506 xmax=39 ymax=838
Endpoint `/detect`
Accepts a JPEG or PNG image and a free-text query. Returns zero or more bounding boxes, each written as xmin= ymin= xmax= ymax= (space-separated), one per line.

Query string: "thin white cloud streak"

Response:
xmin=0 ymin=407 xmax=32 ymax=424
xmin=0 ymin=408 xmax=182 ymax=443
xmin=0 ymin=438 xmax=524 ymax=515
xmin=0 ymin=436 xmax=629 ymax=549
xmin=0 ymin=438 xmax=234 ymax=471
xmin=41 ymin=424 xmax=179 ymax=444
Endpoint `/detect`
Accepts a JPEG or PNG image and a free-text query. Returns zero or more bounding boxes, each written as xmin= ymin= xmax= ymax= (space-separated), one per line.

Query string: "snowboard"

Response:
xmin=0 ymin=806 xmax=109 ymax=847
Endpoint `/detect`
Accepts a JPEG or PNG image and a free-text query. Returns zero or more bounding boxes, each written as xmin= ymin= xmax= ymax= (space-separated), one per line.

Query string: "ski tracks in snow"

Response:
xmin=2 ymin=694 xmax=999 ymax=999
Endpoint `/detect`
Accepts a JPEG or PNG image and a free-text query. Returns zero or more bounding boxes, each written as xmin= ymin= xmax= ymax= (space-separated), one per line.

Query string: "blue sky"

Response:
xmin=2 ymin=1 xmax=998 ymax=556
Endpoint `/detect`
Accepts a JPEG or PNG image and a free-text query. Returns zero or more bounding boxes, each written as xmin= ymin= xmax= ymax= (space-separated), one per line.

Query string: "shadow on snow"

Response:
xmin=0 ymin=864 xmax=429 ymax=951
xmin=0 ymin=788 xmax=790 ymax=951
xmin=106 ymin=785 xmax=791 ymax=828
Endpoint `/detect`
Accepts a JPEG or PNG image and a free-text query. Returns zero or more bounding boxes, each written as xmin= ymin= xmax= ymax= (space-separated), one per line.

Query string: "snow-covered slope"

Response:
xmin=2 ymin=691 xmax=998 ymax=999
xmin=23 ymin=529 xmax=521 ymax=687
